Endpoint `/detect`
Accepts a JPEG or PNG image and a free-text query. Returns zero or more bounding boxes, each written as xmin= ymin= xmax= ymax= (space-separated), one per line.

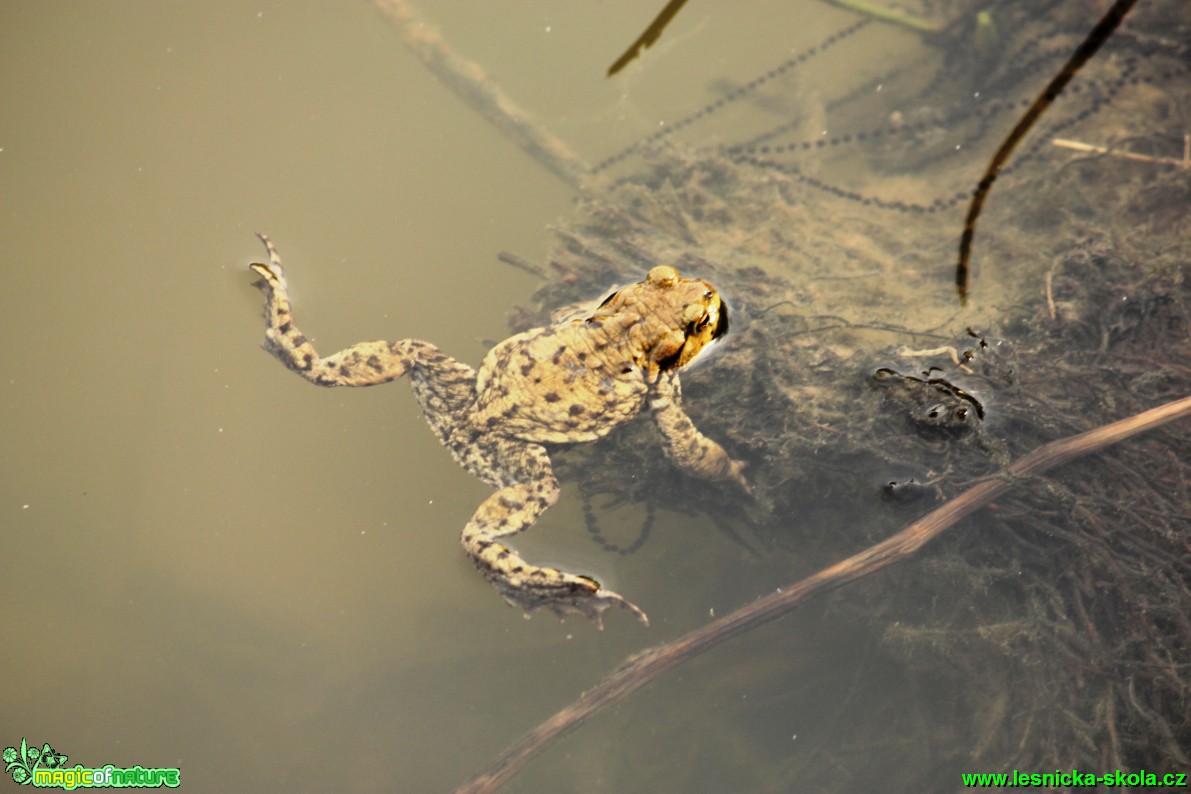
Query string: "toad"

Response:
xmin=249 ymin=235 xmax=748 ymax=627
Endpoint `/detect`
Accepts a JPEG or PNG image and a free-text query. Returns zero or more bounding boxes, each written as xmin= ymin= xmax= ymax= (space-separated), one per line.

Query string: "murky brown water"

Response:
xmin=3 ymin=1 xmax=1187 ymax=792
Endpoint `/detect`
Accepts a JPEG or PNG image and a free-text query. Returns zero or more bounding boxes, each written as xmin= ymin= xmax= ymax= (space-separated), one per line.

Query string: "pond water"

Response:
xmin=2 ymin=2 xmax=1187 ymax=792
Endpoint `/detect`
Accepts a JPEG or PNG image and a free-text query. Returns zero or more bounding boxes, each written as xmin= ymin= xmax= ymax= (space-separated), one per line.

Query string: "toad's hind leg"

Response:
xmin=249 ymin=234 xmax=470 ymax=391
xmin=462 ymin=441 xmax=649 ymax=629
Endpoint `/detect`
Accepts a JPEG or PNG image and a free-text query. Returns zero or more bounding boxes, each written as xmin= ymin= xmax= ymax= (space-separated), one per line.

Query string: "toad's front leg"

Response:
xmin=649 ymin=374 xmax=751 ymax=493
xmin=462 ymin=441 xmax=649 ymax=629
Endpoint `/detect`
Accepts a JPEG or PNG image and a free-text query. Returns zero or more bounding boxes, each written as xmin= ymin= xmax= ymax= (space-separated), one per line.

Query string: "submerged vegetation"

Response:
xmin=384 ymin=0 xmax=1191 ymax=787
xmin=505 ymin=0 xmax=1190 ymax=786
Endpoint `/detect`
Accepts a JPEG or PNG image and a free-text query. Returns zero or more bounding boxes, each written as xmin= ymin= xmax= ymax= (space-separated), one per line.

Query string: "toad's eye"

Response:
xmin=686 ymin=312 xmax=713 ymax=337
xmin=682 ymin=296 xmax=728 ymax=341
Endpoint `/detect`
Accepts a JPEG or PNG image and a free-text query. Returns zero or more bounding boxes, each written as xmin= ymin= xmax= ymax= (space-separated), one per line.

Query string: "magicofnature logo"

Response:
xmin=3 ymin=740 xmax=67 ymax=786
xmin=3 ymin=739 xmax=180 ymax=789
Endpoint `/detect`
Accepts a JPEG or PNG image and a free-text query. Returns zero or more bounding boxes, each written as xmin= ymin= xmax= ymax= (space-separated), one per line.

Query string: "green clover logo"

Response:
xmin=3 ymin=738 xmax=67 ymax=786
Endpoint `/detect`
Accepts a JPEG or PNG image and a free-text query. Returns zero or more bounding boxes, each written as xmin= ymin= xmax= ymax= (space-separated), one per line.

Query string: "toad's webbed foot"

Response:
xmin=466 ymin=494 xmax=651 ymax=629
xmin=462 ymin=442 xmax=649 ymax=629
xmin=487 ymin=571 xmax=650 ymax=629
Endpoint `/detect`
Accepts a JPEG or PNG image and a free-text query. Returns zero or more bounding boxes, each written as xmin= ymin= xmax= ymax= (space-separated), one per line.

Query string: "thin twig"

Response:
xmin=818 ymin=0 xmax=942 ymax=33
xmin=457 ymin=393 xmax=1191 ymax=793
xmin=606 ymin=0 xmax=691 ymax=77
xmin=497 ymin=251 xmax=546 ymax=278
xmin=1053 ymin=137 xmax=1191 ymax=168
xmin=1046 ymin=269 xmax=1057 ymax=320
xmin=954 ymin=0 xmax=1139 ymax=305
xmin=372 ymin=0 xmax=592 ymax=190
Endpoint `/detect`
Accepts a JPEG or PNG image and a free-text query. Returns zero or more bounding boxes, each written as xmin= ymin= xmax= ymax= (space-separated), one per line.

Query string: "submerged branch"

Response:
xmin=458 ymin=393 xmax=1191 ymax=793
xmin=372 ymin=0 xmax=591 ymax=190
xmin=818 ymin=0 xmax=942 ymax=33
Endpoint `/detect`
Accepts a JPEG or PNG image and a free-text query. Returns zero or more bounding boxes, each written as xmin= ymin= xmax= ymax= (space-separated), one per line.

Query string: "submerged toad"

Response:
xmin=249 ymin=235 xmax=748 ymax=627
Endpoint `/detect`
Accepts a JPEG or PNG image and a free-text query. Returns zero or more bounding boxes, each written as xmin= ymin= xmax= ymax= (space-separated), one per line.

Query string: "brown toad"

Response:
xmin=248 ymin=235 xmax=748 ymax=627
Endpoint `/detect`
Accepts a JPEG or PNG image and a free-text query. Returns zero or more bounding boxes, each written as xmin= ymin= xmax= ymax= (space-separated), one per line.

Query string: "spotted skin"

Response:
xmin=249 ymin=234 xmax=748 ymax=628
